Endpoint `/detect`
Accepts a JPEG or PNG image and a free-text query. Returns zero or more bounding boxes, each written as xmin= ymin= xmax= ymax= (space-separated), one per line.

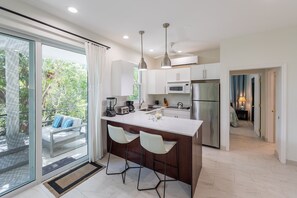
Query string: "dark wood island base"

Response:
xmin=106 ymin=121 xmax=202 ymax=197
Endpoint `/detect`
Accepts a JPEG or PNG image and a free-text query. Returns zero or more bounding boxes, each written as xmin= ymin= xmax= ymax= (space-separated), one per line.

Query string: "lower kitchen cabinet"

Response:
xmin=163 ymin=109 xmax=190 ymax=119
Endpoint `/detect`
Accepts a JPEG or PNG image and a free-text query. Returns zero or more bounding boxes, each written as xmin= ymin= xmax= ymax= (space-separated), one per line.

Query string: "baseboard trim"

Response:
xmin=287 ymin=159 xmax=297 ymax=166
xmin=220 ymin=145 xmax=227 ymax=151
xmin=274 ymin=150 xmax=279 ymax=159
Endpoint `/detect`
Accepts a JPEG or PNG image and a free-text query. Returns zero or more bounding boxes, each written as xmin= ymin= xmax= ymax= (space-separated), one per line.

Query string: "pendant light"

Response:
xmin=138 ymin=30 xmax=147 ymax=71
xmin=161 ymin=23 xmax=171 ymax=69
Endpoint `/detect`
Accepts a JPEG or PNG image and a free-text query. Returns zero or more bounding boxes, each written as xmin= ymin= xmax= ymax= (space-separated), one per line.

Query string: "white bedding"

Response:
xmin=230 ymin=106 xmax=239 ymax=127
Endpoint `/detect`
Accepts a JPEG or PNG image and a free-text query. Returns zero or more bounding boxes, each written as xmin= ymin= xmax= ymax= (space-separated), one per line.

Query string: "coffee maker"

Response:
xmin=126 ymin=101 xmax=135 ymax=112
xmin=106 ymin=97 xmax=117 ymax=117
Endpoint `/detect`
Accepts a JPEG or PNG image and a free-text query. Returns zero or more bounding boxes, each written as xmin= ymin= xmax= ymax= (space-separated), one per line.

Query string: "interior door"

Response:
xmin=251 ymin=78 xmax=255 ymax=123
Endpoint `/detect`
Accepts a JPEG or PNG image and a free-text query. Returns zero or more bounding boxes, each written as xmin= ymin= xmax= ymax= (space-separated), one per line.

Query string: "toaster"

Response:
xmin=115 ymin=106 xmax=129 ymax=115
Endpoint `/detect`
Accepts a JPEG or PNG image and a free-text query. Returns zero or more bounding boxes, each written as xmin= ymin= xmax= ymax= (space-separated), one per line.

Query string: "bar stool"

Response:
xmin=137 ymin=131 xmax=179 ymax=198
xmin=106 ymin=124 xmax=140 ymax=184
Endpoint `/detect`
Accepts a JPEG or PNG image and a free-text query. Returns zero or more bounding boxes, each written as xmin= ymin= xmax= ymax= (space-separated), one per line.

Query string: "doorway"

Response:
xmin=228 ymin=67 xmax=283 ymax=161
xmin=230 ymin=73 xmax=261 ymax=138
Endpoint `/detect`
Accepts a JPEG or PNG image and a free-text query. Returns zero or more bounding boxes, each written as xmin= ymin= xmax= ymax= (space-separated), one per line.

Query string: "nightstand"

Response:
xmin=236 ymin=109 xmax=248 ymax=120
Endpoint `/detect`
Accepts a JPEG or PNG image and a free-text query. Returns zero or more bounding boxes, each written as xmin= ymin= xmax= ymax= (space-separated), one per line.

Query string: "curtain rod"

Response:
xmin=0 ymin=6 xmax=111 ymax=50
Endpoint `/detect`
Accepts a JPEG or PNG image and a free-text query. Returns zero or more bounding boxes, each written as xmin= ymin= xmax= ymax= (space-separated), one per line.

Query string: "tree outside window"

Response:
xmin=128 ymin=67 xmax=141 ymax=101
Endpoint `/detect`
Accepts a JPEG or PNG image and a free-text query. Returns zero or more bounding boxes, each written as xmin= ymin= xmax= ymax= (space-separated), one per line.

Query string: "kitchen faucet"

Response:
xmin=139 ymin=99 xmax=144 ymax=109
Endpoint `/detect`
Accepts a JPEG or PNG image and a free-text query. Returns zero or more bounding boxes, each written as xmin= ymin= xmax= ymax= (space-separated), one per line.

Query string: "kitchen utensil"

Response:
xmin=177 ymin=102 xmax=183 ymax=109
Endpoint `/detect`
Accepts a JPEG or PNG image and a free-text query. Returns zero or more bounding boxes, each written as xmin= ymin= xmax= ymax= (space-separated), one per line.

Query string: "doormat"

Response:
xmin=44 ymin=162 xmax=104 ymax=197
xmin=42 ymin=157 xmax=76 ymax=175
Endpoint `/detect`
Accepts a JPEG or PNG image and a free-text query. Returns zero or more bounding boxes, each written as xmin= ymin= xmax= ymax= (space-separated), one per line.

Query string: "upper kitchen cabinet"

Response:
xmin=191 ymin=63 xmax=220 ymax=80
xmin=166 ymin=68 xmax=190 ymax=82
xmin=147 ymin=70 xmax=167 ymax=94
xmin=111 ymin=60 xmax=135 ymax=96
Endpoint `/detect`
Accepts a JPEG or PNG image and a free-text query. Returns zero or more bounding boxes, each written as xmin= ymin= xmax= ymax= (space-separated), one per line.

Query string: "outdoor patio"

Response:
xmin=0 ymin=137 xmax=87 ymax=194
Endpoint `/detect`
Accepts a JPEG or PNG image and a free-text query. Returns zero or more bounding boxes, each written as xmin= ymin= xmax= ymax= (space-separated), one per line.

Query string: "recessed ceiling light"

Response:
xmin=177 ymin=50 xmax=182 ymax=53
xmin=68 ymin=7 xmax=78 ymax=13
xmin=123 ymin=35 xmax=129 ymax=39
xmin=149 ymin=49 xmax=154 ymax=52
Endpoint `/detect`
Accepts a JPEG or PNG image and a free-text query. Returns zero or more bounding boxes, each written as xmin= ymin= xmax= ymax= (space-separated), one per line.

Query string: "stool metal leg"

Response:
xmin=163 ymin=155 xmax=167 ymax=198
xmin=137 ymin=143 xmax=179 ymax=198
xmin=106 ymin=140 xmax=140 ymax=184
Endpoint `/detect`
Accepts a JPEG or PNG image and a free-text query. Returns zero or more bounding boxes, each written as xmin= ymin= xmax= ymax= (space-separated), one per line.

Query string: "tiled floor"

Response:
xmin=230 ymin=120 xmax=258 ymax=138
xmin=14 ymin=131 xmax=297 ymax=198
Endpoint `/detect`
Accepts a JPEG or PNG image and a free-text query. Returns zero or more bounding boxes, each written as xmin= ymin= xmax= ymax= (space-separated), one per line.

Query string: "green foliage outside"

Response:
xmin=0 ymin=49 xmax=87 ymax=135
xmin=128 ymin=67 xmax=140 ymax=101
xmin=42 ymin=58 xmax=87 ymax=123
xmin=0 ymin=50 xmax=31 ymax=134
xmin=0 ymin=50 xmax=5 ymax=135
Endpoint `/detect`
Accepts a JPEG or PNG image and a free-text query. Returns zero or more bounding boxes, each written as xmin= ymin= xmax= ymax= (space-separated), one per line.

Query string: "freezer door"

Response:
xmin=192 ymin=101 xmax=220 ymax=148
xmin=192 ymin=82 xmax=219 ymax=101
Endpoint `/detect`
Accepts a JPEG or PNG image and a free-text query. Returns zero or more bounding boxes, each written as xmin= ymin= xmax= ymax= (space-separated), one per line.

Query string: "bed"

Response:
xmin=230 ymin=106 xmax=239 ymax=127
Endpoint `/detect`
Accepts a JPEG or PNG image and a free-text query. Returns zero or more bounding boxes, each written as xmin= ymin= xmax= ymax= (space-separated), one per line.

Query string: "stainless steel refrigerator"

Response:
xmin=191 ymin=81 xmax=220 ymax=148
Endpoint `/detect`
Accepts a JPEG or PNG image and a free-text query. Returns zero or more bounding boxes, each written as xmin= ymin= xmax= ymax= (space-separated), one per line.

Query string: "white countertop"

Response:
xmin=101 ymin=109 xmax=202 ymax=137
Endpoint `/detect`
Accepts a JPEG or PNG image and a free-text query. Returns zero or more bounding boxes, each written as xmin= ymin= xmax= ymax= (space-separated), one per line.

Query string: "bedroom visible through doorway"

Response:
xmin=229 ymin=68 xmax=279 ymax=157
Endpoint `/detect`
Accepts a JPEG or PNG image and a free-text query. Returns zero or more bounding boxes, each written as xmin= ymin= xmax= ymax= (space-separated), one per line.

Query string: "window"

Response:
xmin=128 ymin=67 xmax=141 ymax=101
xmin=0 ymin=33 xmax=35 ymax=196
xmin=41 ymin=45 xmax=88 ymax=175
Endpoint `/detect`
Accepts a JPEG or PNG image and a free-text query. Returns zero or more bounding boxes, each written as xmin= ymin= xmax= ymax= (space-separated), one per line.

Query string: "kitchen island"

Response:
xmin=101 ymin=110 xmax=202 ymax=197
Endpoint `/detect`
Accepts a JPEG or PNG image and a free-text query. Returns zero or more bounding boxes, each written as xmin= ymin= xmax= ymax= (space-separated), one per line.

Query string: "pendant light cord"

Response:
xmin=141 ymin=32 xmax=144 ymax=58
xmin=165 ymin=27 xmax=167 ymax=53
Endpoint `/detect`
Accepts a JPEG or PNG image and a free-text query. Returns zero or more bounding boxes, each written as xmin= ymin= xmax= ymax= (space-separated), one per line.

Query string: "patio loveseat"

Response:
xmin=42 ymin=115 xmax=87 ymax=157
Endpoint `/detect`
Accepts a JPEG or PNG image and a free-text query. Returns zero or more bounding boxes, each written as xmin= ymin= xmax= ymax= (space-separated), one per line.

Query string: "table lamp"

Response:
xmin=238 ymin=96 xmax=246 ymax=110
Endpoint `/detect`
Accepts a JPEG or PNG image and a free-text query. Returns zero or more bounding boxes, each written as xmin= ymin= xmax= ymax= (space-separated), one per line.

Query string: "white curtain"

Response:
xmin=85 ymin=42 xmax=106 ymax=162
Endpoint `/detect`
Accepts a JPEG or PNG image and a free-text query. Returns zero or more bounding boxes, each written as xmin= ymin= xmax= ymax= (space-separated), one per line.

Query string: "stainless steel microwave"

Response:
xmin=167 ymin=82 xmax=190 ymax=94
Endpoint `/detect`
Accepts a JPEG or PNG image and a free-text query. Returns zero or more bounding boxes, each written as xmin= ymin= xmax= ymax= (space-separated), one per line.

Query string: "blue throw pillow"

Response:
xmin=61 ymin=118 xmax=73 ymax=128
xmin=52 ymin=115 xmax=63 ymax=128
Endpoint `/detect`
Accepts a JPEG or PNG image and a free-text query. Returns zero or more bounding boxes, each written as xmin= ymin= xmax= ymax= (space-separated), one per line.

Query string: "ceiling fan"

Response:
xmin=154 ymin=41 xmax=194 ymax=59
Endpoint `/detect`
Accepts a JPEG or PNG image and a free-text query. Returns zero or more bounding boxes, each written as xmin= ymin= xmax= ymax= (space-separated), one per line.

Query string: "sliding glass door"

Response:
xmin=41 ymin=45 xmax=88 ymax=175
xmin=0 ymin=33 xmax=35 ymax=196
xmin=0 ymin=31 xmax=88 ymax=195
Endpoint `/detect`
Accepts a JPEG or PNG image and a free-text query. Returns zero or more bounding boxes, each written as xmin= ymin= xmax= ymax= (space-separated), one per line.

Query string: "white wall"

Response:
xmin=0 ymin=1 xmax=157 ymax=103
xmin=152 ymin=48 xmax=220 ymax=69
xmin=220 ymin=26 xmax=297 ymax=162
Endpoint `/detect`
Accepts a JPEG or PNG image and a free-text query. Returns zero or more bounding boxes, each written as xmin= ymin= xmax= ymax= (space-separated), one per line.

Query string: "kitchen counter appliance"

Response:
xmin=115 ymin=106 xmax=129 ymax=115
xmin=191 ymin=81 xmax=220 ymax=148
xmin=126 ymin=101 xmax=135 ymax=112
xmin=167 ymin=82 xmax=190 ymax=94
xmin=106 ymin=97 xmax=117 ymax=117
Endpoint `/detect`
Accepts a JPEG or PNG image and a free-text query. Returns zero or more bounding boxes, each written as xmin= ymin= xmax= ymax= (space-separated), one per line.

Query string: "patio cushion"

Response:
xmin=72 ymin=118 xmax=82 ymax=131
xmin=61 ymin=118 xmax=73 ymax=128
xmin=52 ymin=115 xmax=63 ymax=128
xmin=42 ymin=126 xmax=80 ymax=143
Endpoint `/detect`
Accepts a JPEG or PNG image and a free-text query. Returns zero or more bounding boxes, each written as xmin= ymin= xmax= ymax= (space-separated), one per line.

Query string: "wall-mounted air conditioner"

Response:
xmin=171 ymin=56 xmax=198 ymax=66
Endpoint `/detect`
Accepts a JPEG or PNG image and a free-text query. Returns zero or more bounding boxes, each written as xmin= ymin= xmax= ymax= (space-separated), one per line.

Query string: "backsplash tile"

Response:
xmin=151 ymin=94 xmax=191 ymax=107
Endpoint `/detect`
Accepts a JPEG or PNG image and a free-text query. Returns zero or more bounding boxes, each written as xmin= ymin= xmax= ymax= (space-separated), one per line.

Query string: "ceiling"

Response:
xmin=12 ymin=0 xmax=297 ymax=58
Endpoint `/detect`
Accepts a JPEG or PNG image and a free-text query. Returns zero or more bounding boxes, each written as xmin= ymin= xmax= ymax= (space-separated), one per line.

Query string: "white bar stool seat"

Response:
xmin=106 ymin=124 xmax=139 ymax=183
xmin=137 ymin=131 xmax=179 ymax=198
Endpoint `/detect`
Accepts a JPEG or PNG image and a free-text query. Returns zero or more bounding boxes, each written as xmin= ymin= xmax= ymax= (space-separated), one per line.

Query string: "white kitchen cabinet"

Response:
xmin=111 ymin=60 xmax=135 ymax=96
xmin=147 ymin=70 xmax=167 ymax=94
xmin=166 ymin=68 xmax=190 ymax=82
xmin=191 ymin=63 xmax=220 ymax=80
xmin=162 ymin=109 xmax=191 ymax=119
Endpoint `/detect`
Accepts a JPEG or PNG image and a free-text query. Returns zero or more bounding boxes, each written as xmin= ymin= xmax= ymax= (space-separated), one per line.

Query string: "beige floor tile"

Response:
xmin=15 ymin=121 xmax=297 ymax=198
